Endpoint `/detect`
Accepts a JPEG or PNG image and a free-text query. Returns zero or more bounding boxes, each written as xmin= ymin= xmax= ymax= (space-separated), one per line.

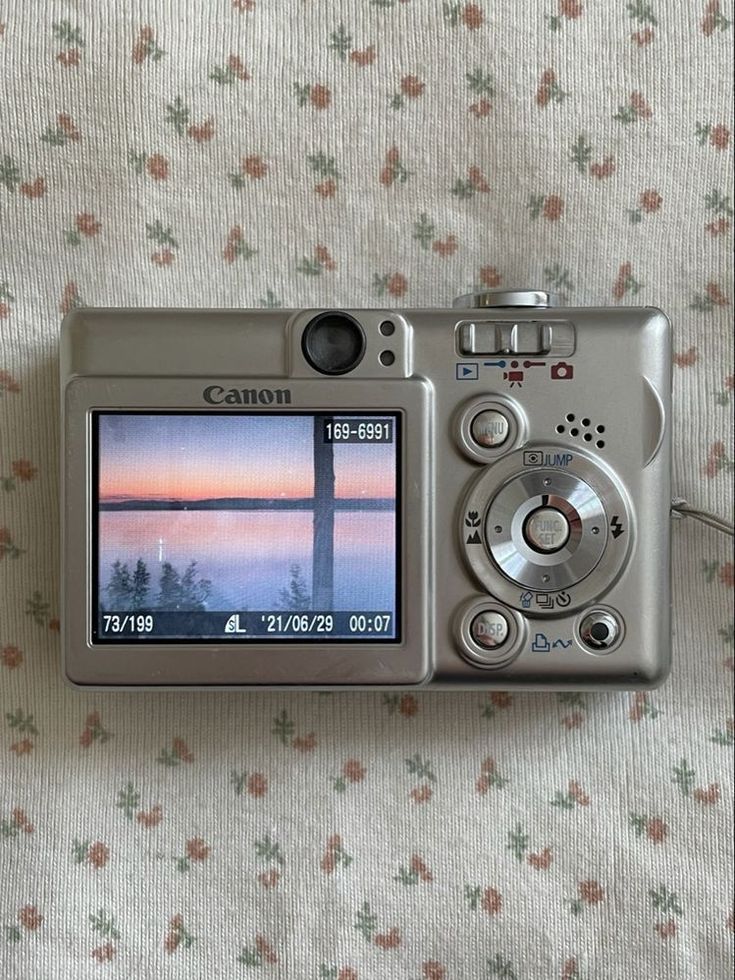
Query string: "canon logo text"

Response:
xmin=202 ymin=386 xmax=293 ymax=406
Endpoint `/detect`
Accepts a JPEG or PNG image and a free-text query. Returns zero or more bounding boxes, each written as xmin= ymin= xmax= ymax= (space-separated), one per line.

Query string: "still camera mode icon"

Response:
xmin=550 ymin=362 xmax=574 ymax=380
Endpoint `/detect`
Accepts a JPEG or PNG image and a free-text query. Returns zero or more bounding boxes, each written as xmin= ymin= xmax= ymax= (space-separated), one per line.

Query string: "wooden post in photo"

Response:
xmin=312 ymin=416 xmax=335 ymax=610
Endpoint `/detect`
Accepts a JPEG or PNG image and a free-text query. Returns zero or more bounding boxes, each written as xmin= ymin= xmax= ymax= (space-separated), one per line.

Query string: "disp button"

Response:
xmin=470 ymin=610 xmax=510 ymax=649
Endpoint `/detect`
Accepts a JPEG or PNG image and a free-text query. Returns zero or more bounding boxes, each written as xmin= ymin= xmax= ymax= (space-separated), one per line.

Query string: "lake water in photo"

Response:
xmin=98 ymin=509 xmax=397 ymax=612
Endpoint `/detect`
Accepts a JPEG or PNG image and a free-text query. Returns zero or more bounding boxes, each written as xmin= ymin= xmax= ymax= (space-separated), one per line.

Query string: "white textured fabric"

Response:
xmin=1 ymin=2 xmax=733 ymax=978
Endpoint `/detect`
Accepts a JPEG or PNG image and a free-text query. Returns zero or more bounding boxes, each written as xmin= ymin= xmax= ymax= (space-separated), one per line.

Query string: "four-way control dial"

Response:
xmin=460 ymin=446 xmax=632 ymax=616
xmin=485 ymin=471 xmax=607 ymax=593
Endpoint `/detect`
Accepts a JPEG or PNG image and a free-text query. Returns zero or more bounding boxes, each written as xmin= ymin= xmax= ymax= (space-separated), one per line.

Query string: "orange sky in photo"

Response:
xmin=98 ymin=415 xmax=397 ymax=501
xmin=99 ymin=462 xmax=394 ymax=501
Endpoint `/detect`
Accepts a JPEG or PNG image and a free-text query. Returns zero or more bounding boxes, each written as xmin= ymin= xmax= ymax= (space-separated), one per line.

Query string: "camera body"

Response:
xmin=60 ymin=289 xmax=671 ymax=689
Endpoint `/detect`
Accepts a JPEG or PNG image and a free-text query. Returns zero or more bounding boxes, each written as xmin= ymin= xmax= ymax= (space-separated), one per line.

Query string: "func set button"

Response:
xmin=523 ymin=506 xmax=571 ymax=553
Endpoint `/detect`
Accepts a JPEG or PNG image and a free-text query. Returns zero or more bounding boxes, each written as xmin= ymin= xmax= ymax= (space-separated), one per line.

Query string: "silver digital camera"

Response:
xmin=60 ymin=289 xmax=672 ymax=689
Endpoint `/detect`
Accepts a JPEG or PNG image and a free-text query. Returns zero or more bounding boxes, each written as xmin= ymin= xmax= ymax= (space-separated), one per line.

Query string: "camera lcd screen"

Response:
xmin=92 ymin=412 xmax=400 ymax=643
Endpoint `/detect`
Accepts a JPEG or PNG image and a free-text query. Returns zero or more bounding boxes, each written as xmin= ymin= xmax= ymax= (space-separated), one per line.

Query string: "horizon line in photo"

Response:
xmin=98 ymin=495 xmax=396 ymax=511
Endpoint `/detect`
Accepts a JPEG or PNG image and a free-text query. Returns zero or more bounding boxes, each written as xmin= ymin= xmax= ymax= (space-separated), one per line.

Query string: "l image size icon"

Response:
xmin=224 ymin=614 xmax=247 ymax=633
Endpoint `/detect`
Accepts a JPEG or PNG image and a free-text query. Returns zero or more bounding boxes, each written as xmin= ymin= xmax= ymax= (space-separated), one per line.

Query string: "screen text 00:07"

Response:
xmin=324 ymin=420 xmax=392 ymax=442
xmin=348 ymin=614 xmax=392 ymax=633
xmin=102 ymin=614 xmax=154 ymax=633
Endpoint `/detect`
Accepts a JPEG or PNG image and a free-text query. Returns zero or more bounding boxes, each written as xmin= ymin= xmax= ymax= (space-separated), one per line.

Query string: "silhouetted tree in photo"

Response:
xmin=106 ymin=560 xmax=133 ymax=609
xmin=180 ymin=561 xmax=212 ymax=610
xmin=278 ymin=563 xmax=310 ymax=610
xmin=157 ymin=560 xmax=211 ymax=611
xmin=158 ymin=561 xmax=183 ymax=609
xmin=130 ymin=558 xmax=150 ymax=610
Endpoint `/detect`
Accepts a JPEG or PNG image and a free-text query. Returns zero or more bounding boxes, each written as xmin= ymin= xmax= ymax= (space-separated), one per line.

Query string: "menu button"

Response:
xmin=470 ymin=409 xmax=509 ymax=448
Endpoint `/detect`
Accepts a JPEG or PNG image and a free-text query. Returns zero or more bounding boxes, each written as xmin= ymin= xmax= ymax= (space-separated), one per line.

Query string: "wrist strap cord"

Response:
xmin=671 ymin=498 xmax=735 ymax=538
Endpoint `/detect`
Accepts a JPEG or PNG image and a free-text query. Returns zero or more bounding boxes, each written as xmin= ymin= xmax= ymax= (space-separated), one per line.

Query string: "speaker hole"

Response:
xmin=583 ymin=433 xmax=592 ymax=442
xmin=596 ymin=439 xmax=605 ymax=448
xmin=596 ymin=424 xmax=605 ymax=433
xmin=556 ymin=424 xmax=565 ymax=433
xmin=581 ymin=417 xmax=590 ymax=427
xmin=570 ymin=427 xmax=579 ymax=437
xmin=566 ymin=413 xmax=575 ymax=422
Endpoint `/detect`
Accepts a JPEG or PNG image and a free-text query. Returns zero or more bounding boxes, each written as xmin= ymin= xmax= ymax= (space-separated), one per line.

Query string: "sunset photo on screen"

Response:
xmin=95 ymin=413 xmax=399 ymax=625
